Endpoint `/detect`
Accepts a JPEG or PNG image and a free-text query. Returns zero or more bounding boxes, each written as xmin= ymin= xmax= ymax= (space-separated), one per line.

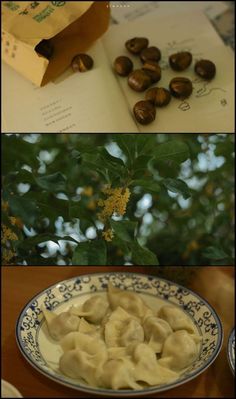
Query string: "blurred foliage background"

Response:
xmin=1 ymin=133 xmax=235 ymax=266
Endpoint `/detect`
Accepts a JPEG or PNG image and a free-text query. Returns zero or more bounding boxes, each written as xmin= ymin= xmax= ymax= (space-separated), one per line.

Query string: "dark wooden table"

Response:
xmin=2 ymin=266 xmax=235 ymax=398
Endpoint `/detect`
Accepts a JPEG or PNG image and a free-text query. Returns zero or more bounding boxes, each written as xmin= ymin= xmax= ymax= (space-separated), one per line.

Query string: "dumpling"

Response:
xmin=107 ymin=342 xmax=138 ymax=360
xmin=59 ymin=332 xmax=108 ymax=386
xmin=107 ymin=347 xmax=128 ymax=360
xmin=158 ymin=330 xmax=201 ymax=371
xmin=133 ymin=342 xmax=157 ymax=368
xmin=100 ymin=358 xmax=142 ymax=390
xmin=104 ymin=343 xmax=178 ymax=387
xmin=106 ymin=306 xmax=135 ymax=323
xmin=50 ymin=285 xmax=202 ymax=390
xmin=69 ymin=295 xmax=109 ymax=324
xmin=142 ymin=316 xmax=172 ymax=353
xmin=104 ymin=307 xmax=133 ymax=347
xmin=104 ymin=307 xmax=144 ymax=347
xmin=158 ymin=305 xmax=195 ymax=333
xmin=107 ymin=282 xmax=152 ymax=318
xmin=60 ymin=331 xmax=106 ymax=354
xmin=59 ymin=347 xmax=107 ymax=386
xmin=120 ymin=319 xmax=144 ymax=347
xmin=132 ymin=343 xmax=179 ymax=386
xmin=78 ymin=317 xmax=101 ymax=338
xmin=100 ymin=308 xmax=112 ymax=329
xmin=42 ymin=307 xmax=80 ymax=340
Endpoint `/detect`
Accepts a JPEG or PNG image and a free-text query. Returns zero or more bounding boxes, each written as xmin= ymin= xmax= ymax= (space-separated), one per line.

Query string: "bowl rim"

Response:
xmin=227 ymin=327 xmax=235 ymax=375
xmin=15 ymin=271 xmax=224 ymax=397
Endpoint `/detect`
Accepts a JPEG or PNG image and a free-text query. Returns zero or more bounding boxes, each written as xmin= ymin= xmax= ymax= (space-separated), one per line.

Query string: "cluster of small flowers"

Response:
xmin=82 ymin=186 xmax=93 ymax=197
xmin=2 ymin=248 xmax=16 ymax=264
xmin=2 ymin=225 xmax=16 ymax=244
xmin=82 ymin=186 xmax=97 ymax=210
xmin=98 ymin=186 xmax=131 ymax=242
xmin=1 ymin=202 xmax=22 ymax=265
xmin=1 ymin=222 xmax=18 ymax=265
xmin=80 ymin=186 xmax=131 ymax=242
xmin=98 ymin=186 xmax=131 ymax=223
xmin=102 ymin=229 xmax=114 ymax=242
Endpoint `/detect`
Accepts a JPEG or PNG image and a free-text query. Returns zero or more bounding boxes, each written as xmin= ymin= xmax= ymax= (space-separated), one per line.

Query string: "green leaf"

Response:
xmin=1 ymin=135 xmax=39 ymax=174
xmin=113 ymin=135 xmax=136 ymax=166
xmin=72 ymin=240 xmax=107 ymax=265
xmin=35 ymin=172 xmax=66 ymax=192
xmin=18 ymin=234 xmax=78 ymax=250
xmin=150 ymin=159 xmax=180 ymax=178
xmin=76 ymin=143 xmax=95 ymax=153
xmin=130 ymin=240 xmax=159 ymax=265
xmin=136 ymin=134 xmax=157 ymax=155
xmin=130 ymin=179 xmax=160 ymax=193
xmin=99 ymin=148 xmax=126 ymax=180
xmin=21 ymin=256 xmax=58 ymax=266
xmin=110 ymin=220 xmax=137 ymax=242
xmin=132 ymin=155 xmax=152 ymax=177
xmin=79 ymin=219 xmax=93 ymax=235
xmin=82 ymin=149 xmax=125 ymax=182
xmin=203 ymin=246 xmax=228 ymax=260
xmin=69 ymin=201 xmax=94 ymax=222
xmin=100 ymin=148 xmax=125 ymax=167
xmin=6 ymin=169 xmax=36 ymax=185
xmin=20 ymin=191 xmax=70 ymax=223
xmin=163 ymin=178 xmax=191 ymax=199
xmin=153 ymin=140 xmax=190 ymax=164
xmin=214 ymin=140 xmax=234 ymax=157
xmin=8 ymin=195 xmax=39 ymax=226
xmin=81 ymin=153 xmax=110 ymax=181
xmin=111 ymin=236 xmax=130 ymax=256
xmin=38 ymin=198 xmax=69 ymax=222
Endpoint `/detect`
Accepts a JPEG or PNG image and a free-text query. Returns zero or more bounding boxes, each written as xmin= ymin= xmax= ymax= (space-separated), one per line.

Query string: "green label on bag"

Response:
xmin=3 ymin=1 xmax=66 ymax=22
xmin=51 ymin=1 xmax=66 ymax=6
xmin=33 ymin=5 xmax=54 ymax=22
xmin=3 ymin=2 xmax=20 ymax=11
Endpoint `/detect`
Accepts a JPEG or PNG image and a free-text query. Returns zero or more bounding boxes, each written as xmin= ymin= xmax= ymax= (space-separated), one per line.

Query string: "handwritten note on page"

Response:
xmin=2 ymin=40 xmax=137 ymax=133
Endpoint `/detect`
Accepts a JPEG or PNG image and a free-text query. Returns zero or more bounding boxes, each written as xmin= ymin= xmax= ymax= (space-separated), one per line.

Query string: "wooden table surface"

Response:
xmin=2 ymin=266 xmax=235 ymax=398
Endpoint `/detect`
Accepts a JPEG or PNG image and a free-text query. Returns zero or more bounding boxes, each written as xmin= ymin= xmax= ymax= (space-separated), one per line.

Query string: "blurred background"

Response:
xmin=1 ymin=133 xmax=235 ymax=266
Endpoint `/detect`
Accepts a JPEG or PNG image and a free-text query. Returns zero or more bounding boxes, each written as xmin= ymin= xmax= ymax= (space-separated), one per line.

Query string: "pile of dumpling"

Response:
xmin=42 ymin=282 xmax=201 ymax=390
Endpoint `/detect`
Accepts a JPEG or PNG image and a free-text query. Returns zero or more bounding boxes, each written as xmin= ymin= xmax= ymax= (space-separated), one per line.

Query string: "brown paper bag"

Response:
xmin=2 ymin=1 xmax=110 ymax=86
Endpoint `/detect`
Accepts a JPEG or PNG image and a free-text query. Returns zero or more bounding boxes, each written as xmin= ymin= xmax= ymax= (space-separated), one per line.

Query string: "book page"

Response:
xmin=1 ymin=39 xmax=138 ymax=133
xmin=103 ymin=10 xmax=234 ymax=133
xmin=110 ymin=1 xmax=229 ymax=24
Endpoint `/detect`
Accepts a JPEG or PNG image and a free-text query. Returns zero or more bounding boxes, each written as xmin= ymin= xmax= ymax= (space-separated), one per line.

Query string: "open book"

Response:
xmin=2 ymin=10 xmax=234 ymax=133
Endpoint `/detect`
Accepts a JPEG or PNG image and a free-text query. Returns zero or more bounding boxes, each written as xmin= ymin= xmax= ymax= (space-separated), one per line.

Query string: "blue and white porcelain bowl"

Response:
xmin=227 ymin=328 xmax=235 ymax=375
xmin=16 ymin=272 xmax=223 ymax=397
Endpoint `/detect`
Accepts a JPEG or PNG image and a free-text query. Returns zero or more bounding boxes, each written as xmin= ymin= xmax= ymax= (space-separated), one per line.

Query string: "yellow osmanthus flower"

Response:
xmin=182 ymin=240 xmax=200 ymax=260
xmin=1 ymin=222 xmax=19 ymax=265
xmin=9 ymin=216 xmax=23 ymax=229
xmin=1 ymin=208 xmax=23 ymax=264
xmin=1 ymin=224 xmax=18 ymax=245
xmin=2 ymin=201 xmax=9 ymax=212
xmin=82 ymin=186 xmax=93 ymax=197
xmin=98 ymin=186 xmax=131 ymax=223
xmin=87 ymin=199 xmax=97 ymax=211
xmin=102 ymin=229 xmax=114 ymax=242
xmin=2 ymin=248 xmax=16 ymax=265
